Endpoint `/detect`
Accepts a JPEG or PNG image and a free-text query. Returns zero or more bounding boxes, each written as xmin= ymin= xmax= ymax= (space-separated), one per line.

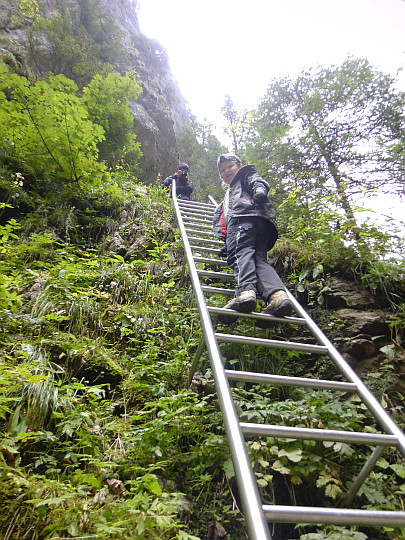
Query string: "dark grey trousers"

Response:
xmin=226 ymin=216 xmax=285 ymax=302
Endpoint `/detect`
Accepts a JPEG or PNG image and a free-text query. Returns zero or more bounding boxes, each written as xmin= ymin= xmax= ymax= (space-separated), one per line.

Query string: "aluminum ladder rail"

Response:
xmin=171 ymin=192 xmax=405 ymax=537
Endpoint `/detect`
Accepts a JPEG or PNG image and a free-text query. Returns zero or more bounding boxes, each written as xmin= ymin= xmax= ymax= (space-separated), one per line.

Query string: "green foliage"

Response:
xmin=0 ymin=41 xmax=404 ymax=538
xmin=132 ymin=33 xmax=171 ymax=75
xmin=15 ymin=0 xmax=39 ymax=19
xmin=82 ymin=71 xmax=142 ymax=170
xmin=0 ymin=181 xmax=239 ymax=539
xmin=286 ymin=260 xmax=330 ymax=307
xmin=25 ymin=0 xmax=128 ymax=87
xmin=0 ymin=207 xmax=22 ymax=311
xmin=176 ymin=115 xmax=227 ymax=202
xmin=0 ymin=63 xmax=143 ymax=193
xmin=300 ymin=527 xmax=368 ymax=539
xmin=239 ymin=57 xmax=405 ymax=260
xmin=221 ymin=94 xmax=250 ymax=154
xmin=0 ymin=168 xmax=403 ymax=539
xmin=247 ymin=57 xmax=405 ymax=204
xmin=356 ymin=260 xmax=405 ymax=305
xmin=275 ymin=185 xmax=403 ymax=263
xmin=235 ymin=386 xmax=405 ymax=520
xmin=0 ymin=63 xmax=106 ymax=187
xmin=388 ymin=303 xmax=405 ymax=346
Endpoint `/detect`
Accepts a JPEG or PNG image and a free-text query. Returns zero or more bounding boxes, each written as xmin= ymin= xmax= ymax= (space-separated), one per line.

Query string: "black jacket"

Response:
xmin=162 ymin=174 xmax=194 ymax=199
xmin=213 ymin=165 xmax=278 ymax=250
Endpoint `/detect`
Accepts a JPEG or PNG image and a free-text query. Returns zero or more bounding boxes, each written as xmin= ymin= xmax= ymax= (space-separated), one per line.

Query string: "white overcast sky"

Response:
xmin=136 ymin=0 xmax=405 ymax=232
xmin=136 ymin=0 xmax=405 ymax=130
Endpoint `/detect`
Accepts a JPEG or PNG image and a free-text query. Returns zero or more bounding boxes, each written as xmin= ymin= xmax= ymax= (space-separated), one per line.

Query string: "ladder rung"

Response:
xmin=209 ymin=306 xmax=306 ymax=325
xmin=184 ymin=223 xmax=213 ymax=231
xmin=185 ymin=228 xmax=215 ymax=236
xmin=183 ymin=213 xmax=212 ymax=219
xmin=183 ymin=216 xmax=212 ymax=223
xmin=182 ymin=211 xmax=212 ymax=216
xmin=174 ymin=194 xmax=405 ymax=535
xmin=181 ymin=208 xmax=215 ymax=216
xmin=183 ymin=221 xmax=214 ymax=228
xmin=182 ymin=214 xmax=215 ymax=222
xmin=194 ymin=256 xmax=228 ymax=266
xmin=179 ymin=201 xmax=214 ymax=209
xmin=197 ymin=269 xmax=234 ymax=280
xmin=240 ymin=422 xmax=399 ymax=446
xmin=191 ymin=246 xmax=222 ymax=255
xmin=189 ymin=237 xmax=224 ymax=246
xmin=178 ymin=200 xmax=214 ymax=208
xmin=202 ymin=285 xmax=235 ymax=295
xmin=262 ymin=505 xmax=405 ymax=527
xmin=225 ymin=369 xmax=357 ymax=392
xmin=182 ymin=216 xmax=213 ymax=224
xmin=216 ymin=333 xmax=328 ymax=354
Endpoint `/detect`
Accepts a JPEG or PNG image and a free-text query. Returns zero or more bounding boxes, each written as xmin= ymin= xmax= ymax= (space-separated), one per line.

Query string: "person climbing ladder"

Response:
xmin=212 ymin=153 xmax=293 ymax=325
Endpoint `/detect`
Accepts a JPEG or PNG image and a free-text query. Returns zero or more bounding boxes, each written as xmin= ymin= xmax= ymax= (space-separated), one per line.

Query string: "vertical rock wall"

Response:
xmin=98 ymin=0 xmax=191 ymax=181
xmin=0 ymin=0 xmax=191 ymax=183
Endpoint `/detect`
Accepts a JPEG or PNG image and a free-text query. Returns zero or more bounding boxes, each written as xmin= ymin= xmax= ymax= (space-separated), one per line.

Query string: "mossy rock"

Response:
xmin=40 ymin=332 xmax=125 ymax=386
xmin=77 ymin=346 xmax=125 ymax=386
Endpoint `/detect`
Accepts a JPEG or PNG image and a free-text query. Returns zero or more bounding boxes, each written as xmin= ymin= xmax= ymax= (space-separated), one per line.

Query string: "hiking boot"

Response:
xmin=225 ymin=290 xmax=257 ymax=313
xmin=255 ymin=290 xmax=293 ymax=328
xmin=217 ymin=290 xmax=257 ymax=324
xmin=263 ymin=290 xmax=293 ymax=317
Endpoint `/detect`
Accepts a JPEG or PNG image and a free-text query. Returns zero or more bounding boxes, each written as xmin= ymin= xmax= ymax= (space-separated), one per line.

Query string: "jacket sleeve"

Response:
xmin=241 ymin=169 xmax=269 ymax=206
xmin=246 ymin=172 xmax=269 ymax=196
xmin=162 ymin=175 xmax=173 ymax=187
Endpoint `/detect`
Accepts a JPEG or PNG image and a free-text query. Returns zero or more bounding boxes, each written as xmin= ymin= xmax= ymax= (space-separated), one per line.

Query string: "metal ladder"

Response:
xmin=171 ymin=192 xmax=405 ymax=540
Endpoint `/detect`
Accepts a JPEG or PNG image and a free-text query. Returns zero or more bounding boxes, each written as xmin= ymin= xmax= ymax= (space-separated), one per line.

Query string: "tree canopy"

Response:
xmin=177 ymin=115 xmax=227 ymax=202
xmin=25 ymin=0 xmax=128 ymax=87
xmin=243 ymin=58 xmax=405 ymax=237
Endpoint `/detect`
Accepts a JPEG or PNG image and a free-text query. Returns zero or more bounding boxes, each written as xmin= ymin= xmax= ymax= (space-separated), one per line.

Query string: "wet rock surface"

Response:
xmin=310 ymin=275 xmax=403 ymax=400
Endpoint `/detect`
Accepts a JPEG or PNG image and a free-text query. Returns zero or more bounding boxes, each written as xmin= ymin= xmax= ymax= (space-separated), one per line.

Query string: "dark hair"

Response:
xmin=178 ymin=162 xmax=189 ymax=171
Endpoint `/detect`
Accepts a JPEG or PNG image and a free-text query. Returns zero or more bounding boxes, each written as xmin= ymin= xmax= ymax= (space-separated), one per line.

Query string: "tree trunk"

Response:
xmin=309 ymin=122 xmax=361 ymax=239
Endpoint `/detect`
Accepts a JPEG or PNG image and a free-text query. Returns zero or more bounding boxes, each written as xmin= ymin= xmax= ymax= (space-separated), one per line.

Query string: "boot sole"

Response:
xmin=236 ymin=298 xmax=257 ymax=313
xmin=256 ymin=300 xmax=293 ymax=328
xmin=217 ymin=297 xmax=256 ymax=324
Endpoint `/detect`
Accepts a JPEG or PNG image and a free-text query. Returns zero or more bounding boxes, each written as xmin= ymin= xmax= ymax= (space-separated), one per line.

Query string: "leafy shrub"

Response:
xmin=0 ymin=64 xmax=105 ymax=187
xmin=0 ymin=63 xmax=142 ymax=192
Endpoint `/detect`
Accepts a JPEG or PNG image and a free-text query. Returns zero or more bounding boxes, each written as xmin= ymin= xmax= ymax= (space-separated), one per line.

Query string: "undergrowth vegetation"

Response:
xmin=0 ymin=164 xmax=404 ymax=539
xmin=0 ymin=180 xmax=232 ymax=539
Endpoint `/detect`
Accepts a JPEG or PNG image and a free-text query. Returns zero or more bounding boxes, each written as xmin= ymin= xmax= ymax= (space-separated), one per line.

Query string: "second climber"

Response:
xmin=162 ymin=162 xmax=194 ymax=200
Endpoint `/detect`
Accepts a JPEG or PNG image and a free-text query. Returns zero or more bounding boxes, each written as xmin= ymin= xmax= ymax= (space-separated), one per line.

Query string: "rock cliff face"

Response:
xmin=0 ymin=0 xmax=190 ymax=182
xmin=308 ymin=276 xmax=404 ymax=404
xmin=98 ymin=0 xmax=190 ymax=181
